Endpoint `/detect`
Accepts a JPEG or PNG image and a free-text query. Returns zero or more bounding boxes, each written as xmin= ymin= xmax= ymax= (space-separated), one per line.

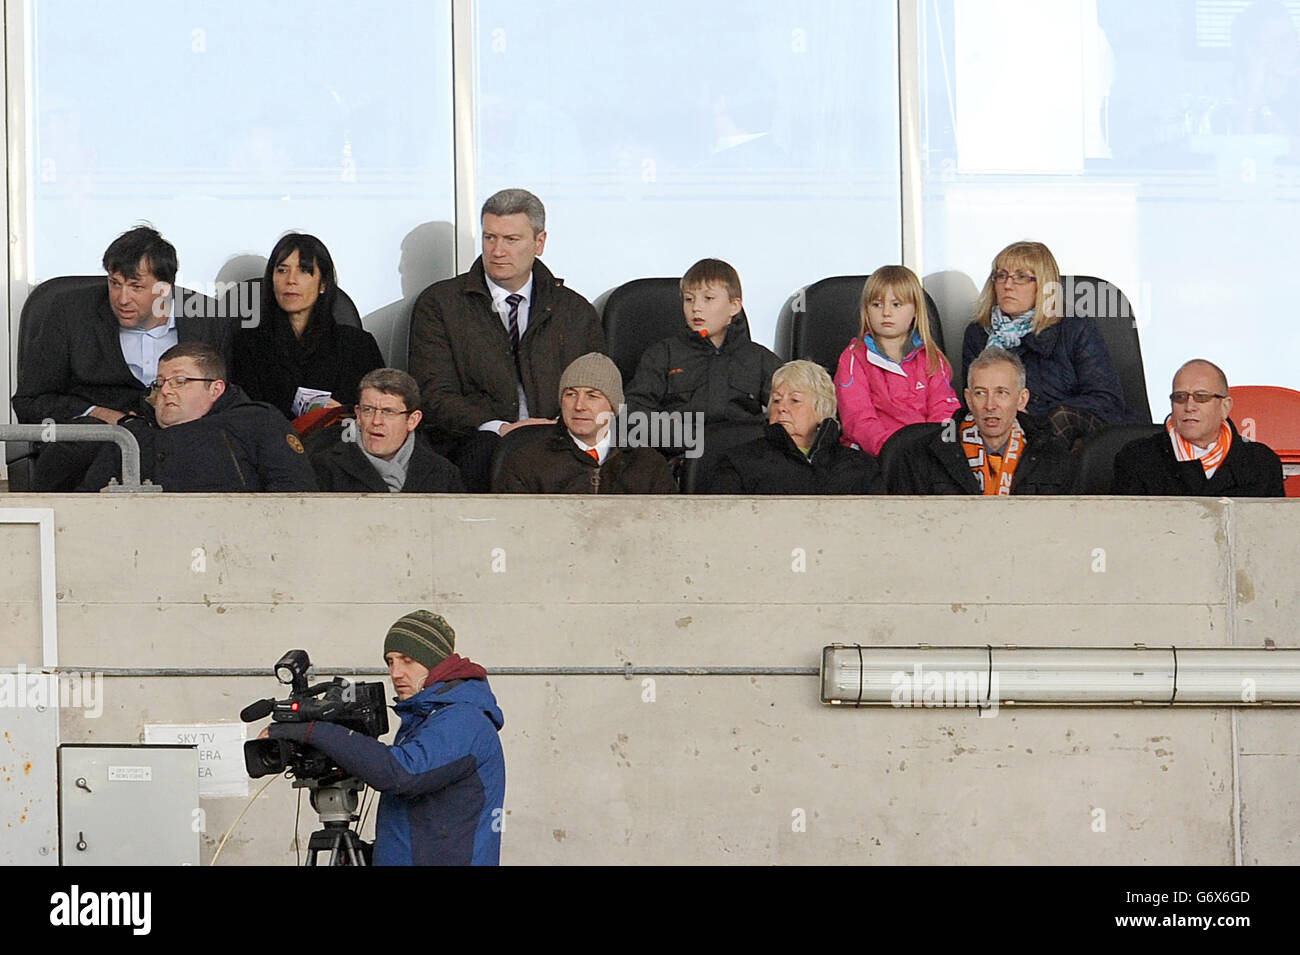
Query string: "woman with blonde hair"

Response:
xmin=833 ymin=265 xmax=960 ymax=456
xmin=709 ymin=360 xmax=882 ymax=494
xmin=961 ymin=240 xmax=1127 ymax=446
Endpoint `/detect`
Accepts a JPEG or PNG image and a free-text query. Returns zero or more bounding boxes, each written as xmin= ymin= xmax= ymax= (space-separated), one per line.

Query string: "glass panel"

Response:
xmin=922 ymin=0 xmax=1300 ymax=406
xmin=473 ymin=0 xmax=902 ymax=350
xmin=28 ymin=0 xmax=455 ymax=362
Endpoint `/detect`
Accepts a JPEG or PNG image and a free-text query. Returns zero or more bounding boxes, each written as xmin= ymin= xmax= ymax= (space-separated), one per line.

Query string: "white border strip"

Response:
xmin=451 ymin=0 xmax=477 ymax=274
xmin=1 ymin=506 xmax=57 ymax=668
xmin=897 ymin=0 xmax=923 ymax=273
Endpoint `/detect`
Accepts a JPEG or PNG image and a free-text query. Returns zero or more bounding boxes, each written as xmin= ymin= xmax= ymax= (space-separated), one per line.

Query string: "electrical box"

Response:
xmin=58 ymin=744 xmax=200 ymax=865
xmin=0 ymin=699 xmax=59 ymax=865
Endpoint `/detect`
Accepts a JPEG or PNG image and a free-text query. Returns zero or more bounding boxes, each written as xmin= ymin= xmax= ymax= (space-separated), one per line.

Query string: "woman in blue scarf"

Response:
xmin=961 ymin=240 xmax=1128 ymax=448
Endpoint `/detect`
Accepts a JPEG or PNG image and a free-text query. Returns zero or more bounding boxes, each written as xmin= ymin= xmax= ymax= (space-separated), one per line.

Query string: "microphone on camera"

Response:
xmin=239 ymin=698 xmax=276 ymax=722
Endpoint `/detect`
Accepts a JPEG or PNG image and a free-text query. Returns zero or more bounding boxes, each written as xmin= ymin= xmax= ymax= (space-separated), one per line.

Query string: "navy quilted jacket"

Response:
xmin=961 ymin=315 xmax=1129 ymax=423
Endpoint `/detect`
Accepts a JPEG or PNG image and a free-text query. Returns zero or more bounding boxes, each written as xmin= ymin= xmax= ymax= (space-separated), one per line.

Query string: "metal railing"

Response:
xmin=1 ymin=423 xmax=161 ymax=492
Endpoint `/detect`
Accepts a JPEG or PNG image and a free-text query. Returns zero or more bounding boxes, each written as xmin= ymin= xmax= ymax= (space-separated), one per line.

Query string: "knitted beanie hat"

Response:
xmin=558 ymin=352 xmax=623 ymax=411
xmin=383 ymin=610 xmax=455 ymax=671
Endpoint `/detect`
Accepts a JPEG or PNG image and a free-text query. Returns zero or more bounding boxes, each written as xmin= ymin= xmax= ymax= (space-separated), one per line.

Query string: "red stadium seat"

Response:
xmin=1230 ymin=385 xmax=1300 ymax=497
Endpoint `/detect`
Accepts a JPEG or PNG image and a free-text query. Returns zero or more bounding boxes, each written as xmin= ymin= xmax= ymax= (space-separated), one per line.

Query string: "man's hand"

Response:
xmin=257 ymin=727 xmax=270 ymax=740
xmin=86 ymin=406 xmax=127 ymax=425
xmin=499 ymin=417 xmax=555 ymax=436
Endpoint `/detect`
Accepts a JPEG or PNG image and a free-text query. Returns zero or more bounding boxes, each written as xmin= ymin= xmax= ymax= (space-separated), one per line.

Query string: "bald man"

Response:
xmin=1112 ymin=359 xmax=1283 ymax=496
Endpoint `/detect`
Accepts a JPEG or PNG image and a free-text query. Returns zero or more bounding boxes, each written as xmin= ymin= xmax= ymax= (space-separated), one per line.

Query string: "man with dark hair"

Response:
xmin=13 ymin=225 xmax=233 ymax=425
xmin=1112 ymin=359 xmax=1284 ymax=496
xmin=262 ymin=610 xmax=506 ymax=866
xmin=892 ymin=347 xmax=1075 ymax=495
xmin=311 ymin=368 xmax=464 ymax=492
xmin=408 ymin=188 xmax=605 ymax=491
xmin=77 ymin=341 xmax=317 ymax=492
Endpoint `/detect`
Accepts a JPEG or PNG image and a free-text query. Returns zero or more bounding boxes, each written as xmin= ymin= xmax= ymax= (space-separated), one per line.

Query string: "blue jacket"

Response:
xmin=270 ymin=674 xmax=506 ymax=865
xmin=961 ymin=316 xmax=1129 ymax=423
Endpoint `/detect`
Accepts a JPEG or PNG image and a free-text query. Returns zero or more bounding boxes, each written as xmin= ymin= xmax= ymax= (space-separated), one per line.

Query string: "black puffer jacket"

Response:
xmin=408 ymin=257 xmax=605 ymax=442
xmin=891 ymin=413 xmax=1076 ymax=495
xmin=624 ymin=311 xmax=781 ymax=426
xmin=77 ymin=384 xmax=318 ymax=492
xmin=492 ymin=422 xmax=677 ymax=494
xmin=709 ymin=419 xmax=883 ymax=494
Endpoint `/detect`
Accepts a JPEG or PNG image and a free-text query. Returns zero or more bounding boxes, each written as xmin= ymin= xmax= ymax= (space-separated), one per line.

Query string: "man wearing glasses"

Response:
xmin=1112 ymin=359 xmax=1283 ymax=496
xmin=311 ymin=368 xmax=464 ymax=492
xmin=77 ymin=342 xmax=316 ymax=492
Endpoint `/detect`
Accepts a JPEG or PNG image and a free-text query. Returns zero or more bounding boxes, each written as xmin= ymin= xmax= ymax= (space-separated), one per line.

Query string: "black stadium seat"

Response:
xmin=878 ymin=421 xmax=943 ymax=494
xmin=596 ymin=278 xmax=685 ymax=385
xmin=1061 ymin=275 xmax=1151 ymax=423
xmin=6 ymin=276 xmax=222 ymax=491
xmin=775 ymin=275 xmax=945 ymax=377
xmin=1074 ymin=423 xmax=1164 ymax=494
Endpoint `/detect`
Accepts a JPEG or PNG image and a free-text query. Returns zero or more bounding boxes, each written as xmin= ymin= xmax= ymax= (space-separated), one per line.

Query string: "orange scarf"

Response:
xmin=961 ymin=414 xmax=1025 ymax=495
xmin=1167 ymin=418 xmax=1231 ymax=477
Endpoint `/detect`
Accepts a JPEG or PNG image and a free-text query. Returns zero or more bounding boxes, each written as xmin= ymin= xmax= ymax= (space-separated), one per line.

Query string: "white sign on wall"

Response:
xmin=144 ymin=723 xmax=248 ymax=798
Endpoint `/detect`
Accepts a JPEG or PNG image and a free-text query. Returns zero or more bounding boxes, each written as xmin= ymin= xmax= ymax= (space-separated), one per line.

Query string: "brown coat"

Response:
xmin=408 ymin=257 xmax=605 ymax=442
xmin=492 ymin=423 xmax=677 ymax=494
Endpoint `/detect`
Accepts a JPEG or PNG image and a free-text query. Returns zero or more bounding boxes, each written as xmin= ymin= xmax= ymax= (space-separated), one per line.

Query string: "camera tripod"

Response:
xmin=300 ymin=777 xmax=372 ymax=866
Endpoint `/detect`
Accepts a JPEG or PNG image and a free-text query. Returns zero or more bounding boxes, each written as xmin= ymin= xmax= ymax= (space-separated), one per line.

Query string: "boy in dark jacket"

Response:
xmin=624 ymin=258 xmax=781 ymax=428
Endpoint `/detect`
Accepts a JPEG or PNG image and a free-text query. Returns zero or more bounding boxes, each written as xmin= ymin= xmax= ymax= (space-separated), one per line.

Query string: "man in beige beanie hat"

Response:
xmin=491 ymin=352 xmax=676 ymax=493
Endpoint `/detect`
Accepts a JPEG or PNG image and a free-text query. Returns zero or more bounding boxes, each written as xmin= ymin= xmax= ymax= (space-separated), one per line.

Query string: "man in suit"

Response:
xmin=407 ymin=188 xmax=605 ymax=491
xmin=12 ymin=225 xmax=235 ymax=490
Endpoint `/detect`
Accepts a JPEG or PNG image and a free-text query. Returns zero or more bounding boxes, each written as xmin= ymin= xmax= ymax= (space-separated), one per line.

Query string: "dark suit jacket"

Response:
xmin=11 ymin=284 xmax=234 ymax=423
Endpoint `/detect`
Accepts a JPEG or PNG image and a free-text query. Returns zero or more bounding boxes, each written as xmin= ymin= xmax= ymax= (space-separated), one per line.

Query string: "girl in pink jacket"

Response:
xmin=834 ymin=265 xmax=959 ymax=456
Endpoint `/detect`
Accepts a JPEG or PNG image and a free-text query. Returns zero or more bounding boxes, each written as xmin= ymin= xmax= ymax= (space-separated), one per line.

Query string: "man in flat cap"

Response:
xmin=266 ymin=610 xmax=506 ymax=865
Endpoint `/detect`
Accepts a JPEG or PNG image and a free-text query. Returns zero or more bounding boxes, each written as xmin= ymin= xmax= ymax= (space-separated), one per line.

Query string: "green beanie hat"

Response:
xmin=383 ymin=610 xmax=455 ymax=671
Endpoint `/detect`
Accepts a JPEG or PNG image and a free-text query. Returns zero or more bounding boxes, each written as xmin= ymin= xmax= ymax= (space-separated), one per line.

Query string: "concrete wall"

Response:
xmin=1 ymin=494 xmax=1297 ymax=865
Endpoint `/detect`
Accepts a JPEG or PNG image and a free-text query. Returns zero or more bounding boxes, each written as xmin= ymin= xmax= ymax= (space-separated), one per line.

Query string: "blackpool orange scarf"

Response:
xmin=961 ymin=414 xmax=1025 ymax=495
xmin=1167 ymin=418 xmax=1231 ymax=477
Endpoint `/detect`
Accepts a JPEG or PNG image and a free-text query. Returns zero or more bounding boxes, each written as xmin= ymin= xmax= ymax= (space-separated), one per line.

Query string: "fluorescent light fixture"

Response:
xmin=820 ymin=646 xmax=1300 ymax=707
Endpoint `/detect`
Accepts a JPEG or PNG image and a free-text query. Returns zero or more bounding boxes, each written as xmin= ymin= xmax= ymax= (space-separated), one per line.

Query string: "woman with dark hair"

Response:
xmin=231 ymin=233 xmax=384 ymax=419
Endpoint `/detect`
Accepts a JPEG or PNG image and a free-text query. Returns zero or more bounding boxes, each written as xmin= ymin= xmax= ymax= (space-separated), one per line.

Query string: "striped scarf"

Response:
xmin=1167 ymin=418 xmax=1232 ymax=477
xmin=961 ymin=414 xmax=1025 ymax=495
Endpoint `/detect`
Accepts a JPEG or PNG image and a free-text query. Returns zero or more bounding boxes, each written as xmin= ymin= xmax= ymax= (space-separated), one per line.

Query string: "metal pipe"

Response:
xmin=50 ymin=665 xmax=820 ymax=678
xmin=0 ymin=423 xmax=157 ymax=490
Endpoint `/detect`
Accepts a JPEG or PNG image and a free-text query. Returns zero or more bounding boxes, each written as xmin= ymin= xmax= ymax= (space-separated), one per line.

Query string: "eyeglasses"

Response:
xmin=148 ymin=375 xmax=217 ymax=392
xmin=992 ymin=270 xmax=1037 ymax=286
xmin=1170 ymin=391 xmax=1227 ymax=405
xmin=355 ymin=405 xmax=413 ymax=420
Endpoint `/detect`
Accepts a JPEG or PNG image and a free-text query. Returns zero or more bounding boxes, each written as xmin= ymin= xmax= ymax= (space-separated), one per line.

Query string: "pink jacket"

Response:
xmin=833 ymin=337 xmax=960 ymax=456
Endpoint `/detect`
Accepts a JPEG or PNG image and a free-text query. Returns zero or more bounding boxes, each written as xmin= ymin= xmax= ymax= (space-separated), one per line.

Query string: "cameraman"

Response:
xmin=264 ymin=610 xmax=506 ymax=865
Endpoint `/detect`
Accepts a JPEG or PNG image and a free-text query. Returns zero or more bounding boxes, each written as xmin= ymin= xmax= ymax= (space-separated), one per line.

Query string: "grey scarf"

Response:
xmin=361 ymin=431 xmax=416 ymax=492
